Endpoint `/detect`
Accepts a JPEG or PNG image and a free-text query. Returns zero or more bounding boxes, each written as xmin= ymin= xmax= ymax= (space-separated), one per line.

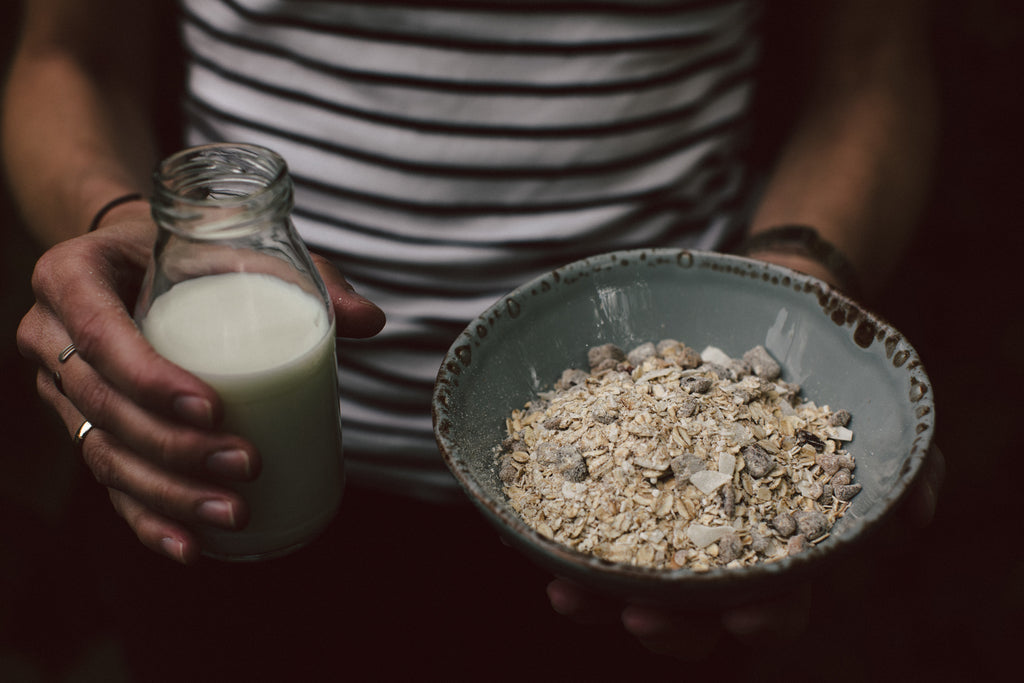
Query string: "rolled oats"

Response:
xmin=497 ymin=340 xmax=860 ymax=571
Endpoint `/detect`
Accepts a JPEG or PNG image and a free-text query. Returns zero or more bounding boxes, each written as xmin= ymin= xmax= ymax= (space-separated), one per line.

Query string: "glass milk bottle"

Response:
xmin=135 ymin=143 xmax=344 ymax=561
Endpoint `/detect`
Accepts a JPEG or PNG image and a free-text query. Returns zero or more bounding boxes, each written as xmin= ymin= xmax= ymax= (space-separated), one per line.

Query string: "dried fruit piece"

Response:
xmin=793 ymin=510 xmax=829 ymax=539
xmin=742 ymin=443 xmax=775 ymax=478
xmin=772 ymin=513 xmax=797 ymax=537
xmin=588 ymin=343 xmax=626 ymax=372
xmin=829 ymin=409 xmax=852 ymax=427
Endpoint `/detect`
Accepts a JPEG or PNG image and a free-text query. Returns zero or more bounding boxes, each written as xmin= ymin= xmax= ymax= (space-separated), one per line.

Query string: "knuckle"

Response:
xmin=34 ymin=367 xmax=52 ymax=396
xmin=124 ymin=348 xmax=171 ymax=400
xmin=72 ymin=307 xmax=115 ymax=361
xmin=75 ymin=375 xmax=118 ymax=421
xmin=96 ymin=446 xmax=193 ymax=522
xmin=29 ymin=246 xmax=67 ymax=295
xmin=144 ymin=477 xmax=181 ymax=518
xmin=15 ymin=308 xmax=44 ymax=360
xmin=83 ymin=441 xmax=118 ymax=488
xmin=147 ymin=476 xmax=213 ymax=526
xmin=30 ymin=243 xmax=90 ymax=307
xmin=150 ymin=427 xmax=205 ymax=474
xmin=107 ymin=488 xmax=133 ymax=523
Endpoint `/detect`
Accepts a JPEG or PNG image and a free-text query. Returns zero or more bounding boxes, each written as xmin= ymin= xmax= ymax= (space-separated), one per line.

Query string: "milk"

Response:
xmin=141 ymin=272 xmax=343 ymax=560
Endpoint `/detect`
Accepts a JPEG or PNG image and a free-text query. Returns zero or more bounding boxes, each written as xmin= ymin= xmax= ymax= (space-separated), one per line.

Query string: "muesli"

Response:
xmin=497 ymin=340 xmax=859 ymax=571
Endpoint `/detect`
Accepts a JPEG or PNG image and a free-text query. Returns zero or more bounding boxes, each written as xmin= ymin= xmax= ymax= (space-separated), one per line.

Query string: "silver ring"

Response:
xmin=59 ymin=343 xmax=77 ymax=363
xmin=73 ymin=420 xmax=93 ymax=455
xmin=53 ymin=370 xmax=64 ymax=394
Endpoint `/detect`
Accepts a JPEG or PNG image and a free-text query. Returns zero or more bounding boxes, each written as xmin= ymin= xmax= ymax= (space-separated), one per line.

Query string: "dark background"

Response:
xmin=2 ymin=2 xmax=1022 ymax=681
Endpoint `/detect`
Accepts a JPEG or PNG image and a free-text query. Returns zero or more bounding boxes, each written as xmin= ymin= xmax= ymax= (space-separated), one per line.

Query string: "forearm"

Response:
xmin=2 ymin=0 xmax=162 ymax=247
xmin=748 ymin=0 xmax=938 ymax=297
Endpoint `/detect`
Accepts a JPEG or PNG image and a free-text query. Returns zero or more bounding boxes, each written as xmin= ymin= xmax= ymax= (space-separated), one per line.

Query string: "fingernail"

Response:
xmin=620 ymin=606 xmax=673 ymax=637
xmin=721 ymin=608 xmax=771 ymax=637
xmin=174 ymin=395 xmax=213 ymax=429
xmin=206 ymin=449 xmax=251 ymax=479
xmin=198 ymin=499 xmax=236 ymax=528
xmin=161 ymin=537 xmax=185 ymax=563
xmin=356 ymin=294 xmax=381 ymax=309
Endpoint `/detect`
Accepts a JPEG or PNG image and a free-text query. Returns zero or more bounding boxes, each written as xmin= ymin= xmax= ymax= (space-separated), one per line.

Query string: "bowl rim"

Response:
xmin=432 ymin=248 xmax=935 ymax=596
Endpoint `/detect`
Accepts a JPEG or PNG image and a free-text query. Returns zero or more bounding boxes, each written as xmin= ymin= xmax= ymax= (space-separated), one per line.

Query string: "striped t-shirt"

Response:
xmin=177 ymin=0 xmax=764 ymax=500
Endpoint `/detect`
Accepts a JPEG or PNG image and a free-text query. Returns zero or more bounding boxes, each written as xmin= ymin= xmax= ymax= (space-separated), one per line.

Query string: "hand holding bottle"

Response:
xmin=16 ymin=147 xmax=385 ymax=563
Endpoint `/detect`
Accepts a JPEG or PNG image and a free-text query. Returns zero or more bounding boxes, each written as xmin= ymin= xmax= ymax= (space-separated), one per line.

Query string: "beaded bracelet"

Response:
xmin=733 ymin=224 xmax=863 ymax=299
xmin=87 ymin=192 xmax=146 ymax=233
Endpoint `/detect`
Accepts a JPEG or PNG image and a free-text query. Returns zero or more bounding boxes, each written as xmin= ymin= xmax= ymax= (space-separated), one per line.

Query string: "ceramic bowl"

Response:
xmin=432 ymin=249 xmax=934 ymax=608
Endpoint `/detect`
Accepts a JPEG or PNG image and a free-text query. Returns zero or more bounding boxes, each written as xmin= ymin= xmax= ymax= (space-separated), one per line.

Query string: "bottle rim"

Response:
xmin=151 ymin=143 xmax=293 ymax=238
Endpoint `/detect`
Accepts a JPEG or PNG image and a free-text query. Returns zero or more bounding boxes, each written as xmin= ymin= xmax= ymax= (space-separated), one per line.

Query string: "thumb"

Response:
xmin=311 ymin=253 xmax=386 ymax=338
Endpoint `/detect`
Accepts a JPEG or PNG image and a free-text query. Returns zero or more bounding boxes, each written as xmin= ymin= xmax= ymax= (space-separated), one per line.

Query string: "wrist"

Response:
xmin=733 ymin=225 xmax=863 ymax=300
xmin=88 ymin=192 xmax=149 ymax=232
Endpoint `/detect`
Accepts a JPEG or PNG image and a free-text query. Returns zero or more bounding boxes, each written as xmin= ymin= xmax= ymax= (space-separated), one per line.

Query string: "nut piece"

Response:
xmin=833 ymin=483 xmax=862 ymax=501
xmin=797 ymin=429 xmax=827 ymax=453
xmin=793 ymin=510 xmax=828 ymax=539
xmin=718 ymin=532 xmax=743 ymax=564
xmin=670 ymin=453 xmax=705 ymax=483
xmin=829 ymin=409 xmax=852 ymax=427
xmin=588 ymin=343 xmax=626 ymax=372
xmin=742 ymin=443 xmax=775 ymax=478
xmin=816 ymin=453 xmax=841 ymax=476
xmin=681 ymin=376 xmax=713 ymax=394
xmin=743 ymin=345 xmax=781 ymax=380
xmin=831 ymin=469 xmax=852 ymax=487
xmin=627 ymin=342 xmax=657 ymax=366
xmin=555 ymin=368 xmax=589 ymax=390
xmin=590 ymin=398 xmax=619 ymax=425
xmin=787 ymin=534 xmax=810 ymax=555
xmin=771 ymin=513 xmax=797 ymax=537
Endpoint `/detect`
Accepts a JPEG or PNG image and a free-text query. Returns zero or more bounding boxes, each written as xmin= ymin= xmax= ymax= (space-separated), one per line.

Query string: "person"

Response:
xmin=5 ymin=0 xmax=942 ymax=677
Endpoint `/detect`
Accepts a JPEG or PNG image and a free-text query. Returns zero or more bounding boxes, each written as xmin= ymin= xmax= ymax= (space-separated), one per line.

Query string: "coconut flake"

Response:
xmin=827 ymin=426 xmax=854 ymax=441
xmin=700 ymin=345 xmax=732 ymax=366
xmin=690 ymin=470 xmax=732 ymax=494
xmin=718 ymin=451 xmax=736 ymax=478
xmin=687 ymin=524 xmax=736 ymax=548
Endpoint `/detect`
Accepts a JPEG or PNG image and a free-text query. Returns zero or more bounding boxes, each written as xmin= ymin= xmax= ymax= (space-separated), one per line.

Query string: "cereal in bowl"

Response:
xmin=497 ymin=340 xmax=859 ymax=571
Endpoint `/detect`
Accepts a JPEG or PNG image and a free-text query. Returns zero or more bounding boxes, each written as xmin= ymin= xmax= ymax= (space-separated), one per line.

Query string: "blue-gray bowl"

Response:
xmin=432 ymin=249 xmax=934 ymax=608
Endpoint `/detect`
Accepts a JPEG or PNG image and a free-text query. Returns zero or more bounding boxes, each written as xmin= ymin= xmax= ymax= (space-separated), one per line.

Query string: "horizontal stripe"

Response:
xmin=183 ymin=93 xmax=745 ymax=181
xmin=290 ymin=185 xmax=735 ymax=256
xmin=182 ymin=7 xmax=757 ymax=95
xmin=182 ymin=41 xmax=754 ymax=131
xmin=241 ymin=1 xmax=741 ymax=16
xmin=218 ymin=0 xmax=752 ymax=53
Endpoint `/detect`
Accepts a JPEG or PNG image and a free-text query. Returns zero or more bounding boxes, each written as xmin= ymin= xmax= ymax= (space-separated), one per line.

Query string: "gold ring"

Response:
xmin=73 ymin=420 xmax=93 ymax=455
xmin=59 ymin=343 xmax=77 ymax=363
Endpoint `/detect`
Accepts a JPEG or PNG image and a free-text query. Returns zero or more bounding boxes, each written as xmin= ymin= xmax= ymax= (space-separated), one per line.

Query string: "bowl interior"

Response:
xmin=433 ymin=249 xmax=933 ymax=606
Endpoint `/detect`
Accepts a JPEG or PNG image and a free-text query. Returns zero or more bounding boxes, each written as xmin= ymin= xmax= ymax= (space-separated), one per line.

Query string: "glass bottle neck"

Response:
xmin=150 ymin=143 xmax=294 ymax=239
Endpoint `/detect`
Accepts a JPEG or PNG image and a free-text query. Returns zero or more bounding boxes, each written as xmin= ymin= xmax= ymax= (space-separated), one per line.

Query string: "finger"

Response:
xmin=546 ymin=578 xmax=621 ymax=625
xmin=37 ymin=360 xmax=242 ymax=564
xmin=38 ymin=363 xmax=102 ymax=444
xmin=875 ymin=443 xmax=945 ymax=548
xmin=620 ymin=605 xmax=722 ymax=660
xmin=310 ymin=253 xmax=386 ymax=338
xmin=26 ymin=236 xmax=222 ymax=429
xmin=750 ymin=251 xmax=844 ymax=292
xmin=108 ymin=489 xmax=202 ymax=565
xmin=30 ymin=316 xmax=259 ymax=482
xmin=906 ymin=444 xmax=945 ymax=529
xmin=38 ymin=369 xmax=248 ymax=536
xmin=79 ymin=426 xmax=248 ymax=534
xmin=719 ymin=586 xmax=811 ymax=646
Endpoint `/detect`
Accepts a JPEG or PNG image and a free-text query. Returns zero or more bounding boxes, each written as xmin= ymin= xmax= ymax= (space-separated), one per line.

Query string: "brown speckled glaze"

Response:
xmin=433 ymin=249 xmax=935 ymax=608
